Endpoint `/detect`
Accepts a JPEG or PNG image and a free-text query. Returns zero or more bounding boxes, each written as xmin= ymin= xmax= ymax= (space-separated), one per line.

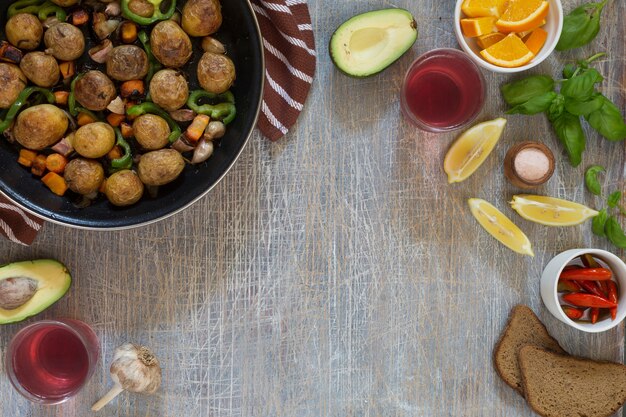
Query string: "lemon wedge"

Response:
xmin=444 ymin=118 xmax=507 ymax=183
xmin=469 ymin=198 xmax=534 ymax=256
xmin=510 ymin=195 xmax=599 ymax=226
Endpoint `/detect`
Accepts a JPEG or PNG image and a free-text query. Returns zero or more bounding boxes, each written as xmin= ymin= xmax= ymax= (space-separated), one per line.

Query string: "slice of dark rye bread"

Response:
xmin=494 ymin=305 xmax=566 ymax=393
xmin=519 ymin=345 xmax=626 ymax=417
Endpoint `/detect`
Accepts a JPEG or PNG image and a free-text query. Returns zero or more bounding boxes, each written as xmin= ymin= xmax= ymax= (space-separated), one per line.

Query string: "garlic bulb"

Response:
xmin=92 ymin=343 xmax=162 ymax=411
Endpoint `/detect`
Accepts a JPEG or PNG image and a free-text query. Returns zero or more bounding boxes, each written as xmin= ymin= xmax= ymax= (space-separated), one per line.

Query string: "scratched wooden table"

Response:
xmin=1 ymin=0 xmax=625 ymax=416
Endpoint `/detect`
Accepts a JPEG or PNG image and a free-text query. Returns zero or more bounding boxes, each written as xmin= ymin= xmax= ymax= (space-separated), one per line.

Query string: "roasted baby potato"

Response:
xmin=149 ymin=69 xmax=189 ymax=111
xmin=14 ymin=104 xmax=68 ymax=150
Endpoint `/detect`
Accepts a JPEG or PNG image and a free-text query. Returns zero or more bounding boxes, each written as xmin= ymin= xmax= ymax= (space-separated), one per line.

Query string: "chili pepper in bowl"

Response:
xmin=590 ymin=307 xmax=600 ymax=324
xmin=607 ymin=280 xmax=619 ymax=320
xmin=560 ymin=267 xmax=612 ymax=281
xmin=562 ymin=293 xmax=617 ymax=309
xmin=561 ymin=305 xmax=585 ymax=320
xmin=576 ymin=280 xmax=606 ymax=298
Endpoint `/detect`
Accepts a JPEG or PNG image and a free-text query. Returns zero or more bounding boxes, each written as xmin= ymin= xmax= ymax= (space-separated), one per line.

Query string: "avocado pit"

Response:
xmin=0 ymin=277 xmax=38 ymax=310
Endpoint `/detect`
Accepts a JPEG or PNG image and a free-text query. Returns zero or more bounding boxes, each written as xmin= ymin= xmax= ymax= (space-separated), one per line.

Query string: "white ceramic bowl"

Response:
xmin=541 ymin=249 xmax=626 ymax=333
xmin=453 ymin=0 xmax=564 ymax=73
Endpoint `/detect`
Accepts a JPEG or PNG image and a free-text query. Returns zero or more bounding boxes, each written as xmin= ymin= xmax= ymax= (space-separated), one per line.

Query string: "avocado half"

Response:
xmin=0 ymin=259 xmax=71 ymax=324
xmin=329 ymin=8 xmax=418 ymax=77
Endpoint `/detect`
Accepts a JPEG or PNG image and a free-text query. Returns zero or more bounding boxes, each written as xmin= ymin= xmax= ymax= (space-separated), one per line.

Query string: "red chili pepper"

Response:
xmin=563 ymin=265 xmax=582 ymax=271
xmin=562 ymin=292 xmax=617 ymax=308
xmin=561 ymin=305 xmax=585 ymax=320
xmin=557 ymin=280 xmax=583 ymax=293
xmin=607 ymin=280 xmax=619 ymax=320
xmin=590 ymin=307 xmax=600 ymax=324
xmin=560 ymin=268 xmax=612 ymax=281
xmin=598 ymin=280 xmax=610 ymax=297
xmin=577 ymin=280 xmax=606 ymax=298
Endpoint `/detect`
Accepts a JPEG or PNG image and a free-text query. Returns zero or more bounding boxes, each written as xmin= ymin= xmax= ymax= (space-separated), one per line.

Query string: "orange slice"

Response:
xmin=524 ymin=27 xmax=547 ymax=55
xmin=480 ymin=33 xmax=534 ymax=68
xmin=461 ymin=17 xmax=497 ymax=37
xmin=515 ymin=19 xmax=546 ymax=39
xmin=461 ymin=0 xmax=509 ymax=17
xmin=477 ymin=32 xmax=506 ymax=49
xmin=496 ymin=0 xmax=549 ymax=33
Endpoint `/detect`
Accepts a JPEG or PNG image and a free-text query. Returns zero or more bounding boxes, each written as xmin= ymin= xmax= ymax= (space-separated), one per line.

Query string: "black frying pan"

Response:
xmin=0 ymin=0 xmax=264 ymax=229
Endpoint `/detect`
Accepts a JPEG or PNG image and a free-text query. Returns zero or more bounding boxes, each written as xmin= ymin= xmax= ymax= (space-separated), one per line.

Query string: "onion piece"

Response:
xmin=191 ymin=139 xmax=214 ymax=164
xmin=169 ymin=109 xmax=196 ymax=122
xmin=51 ymin=136 xmax=74 ymax=156
xmin=93 ymin=12 xmax=119 ymax=40
xmin=107 ymin=96 xmax=125 ymax=115
xmin=105 ymin=1 xmax=121 ymax=16
xmin=89 ymin=39 xmax=113 ymax=63
xmin=171 ymin=136 xmax=195 ymax=153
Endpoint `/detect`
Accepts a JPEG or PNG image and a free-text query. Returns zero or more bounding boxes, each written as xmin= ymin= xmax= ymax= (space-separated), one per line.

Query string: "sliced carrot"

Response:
xmin=77 ymin=112 xmax=97 ymax=126
xmin=107 ymin=145 xmax=123 ymax=160
xmin=185 ymin=114 xmax=210 ymax=142
xmin=42 ymin=172 xmax=68 ymax=196
xmin=120 ymin=122 xmax=134 ymax=138
xmin=59 ymin=61 xmax=75 ymax=80
xmin=31 ymin=155 xmax=47 ymax=176
xmin=45 ymin=153 xmax=68 ymax=174
xmin=17 ymin=149 xmax=38 ymax=167
xmin=120 ymin=21 xmax=138 ymax=44
xmin=107 ymin=113 xmax=126 ymax=127
xmin=54 ymin=91 xmax=69 ymax=106
xmin=120 ymin=80 xmax=145 ymax=98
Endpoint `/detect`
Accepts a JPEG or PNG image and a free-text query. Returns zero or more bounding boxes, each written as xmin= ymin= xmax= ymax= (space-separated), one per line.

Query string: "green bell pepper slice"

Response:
xmin=121 ymin=0 xmax=177 ymax=26
xmin=0 ymin=87 xmax=56 ymax=133
xmin=8 ymin=0 xmax=66 ymax=22
xmin=187 ymin=90 xmax=236 ymax=125
xmin=111 ymin=128 xmax=133 ymax=170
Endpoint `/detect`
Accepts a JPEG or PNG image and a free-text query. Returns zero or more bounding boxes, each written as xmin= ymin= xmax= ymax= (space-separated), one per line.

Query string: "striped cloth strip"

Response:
xmin=251 ymin=0 xmax=316 ymax=141
xmin=0 ymin=194 xmax=42 ymax=246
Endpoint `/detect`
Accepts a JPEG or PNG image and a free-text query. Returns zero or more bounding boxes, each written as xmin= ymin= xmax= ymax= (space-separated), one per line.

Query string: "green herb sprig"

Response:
xmin=556 ymin=0 xmax=608 ymax=51
xmin=501 ymin=53 xmax=626 ymax=167
xmin=584 ymin=165 xmax=626 ymax=247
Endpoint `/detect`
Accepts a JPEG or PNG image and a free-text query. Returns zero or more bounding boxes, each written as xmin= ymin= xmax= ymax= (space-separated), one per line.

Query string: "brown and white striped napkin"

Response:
xmin=251 ymin=0 xmax=317 ymax=141
xmin=0 ymin=194 xmax=42 ymax=245
xmin=0 ymin=2 xmax=316 ymax=245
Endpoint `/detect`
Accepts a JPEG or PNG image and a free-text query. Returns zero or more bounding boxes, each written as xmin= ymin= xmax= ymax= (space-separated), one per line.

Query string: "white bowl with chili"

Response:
xmin=541 ymin=248 xmax=626 ymax=333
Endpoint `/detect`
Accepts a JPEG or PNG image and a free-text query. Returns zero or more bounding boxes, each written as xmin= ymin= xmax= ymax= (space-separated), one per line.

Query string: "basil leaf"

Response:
xmin=547 ymin=94 xmax=565 ymax=121
xmin=608 ymin=191 xmax=622 ymax=208
xmin=501 ymin=75 xmax=555 ymax=106
xmin=564 ymin=94 xmax=604 ymax=116
xmin=560 ymin=68 xmax=603 ymax=101
xmin=592 ymin=208 xmax=607 ymax=237
xmin=556 ymin=0 xmax=608 ymax=51
xmin=506 ymin=92 xmax=557 ymax=115
xmin=563 ymin=63 xmax=578 ymax=79
xmin=585 ymin=95 xmax=626 ymax=141
xmin=605 ymin=216 xmax=626 ymax=248
xmin=551 ymin=112 xmax=585 ymax=167
xmin=584 ymin=165 xmax=605 ymax=195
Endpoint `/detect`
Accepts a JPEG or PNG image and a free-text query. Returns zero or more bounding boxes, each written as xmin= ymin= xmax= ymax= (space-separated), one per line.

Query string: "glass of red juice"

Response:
xmin=5 ymin=319 xmax=99 ymax=404
xmin=401 ymin=48 xmax=485 ymax=132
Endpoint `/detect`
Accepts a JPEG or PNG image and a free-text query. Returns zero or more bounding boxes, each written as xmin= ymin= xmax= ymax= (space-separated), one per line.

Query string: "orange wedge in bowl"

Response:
xmin=461 ymin=0 xmax=509 ymax=17
xmin=480 ymin=33 xmax=534 ymax=68
xmin=477 ymin=32 xmax=506 ymax=49
xmin=496 ymin=0 xmax=549 ymax=33
xmin=524 ymin=27 xmax=548 ymax=55
xmin=461 ymin=17 xmax=497 ymax=37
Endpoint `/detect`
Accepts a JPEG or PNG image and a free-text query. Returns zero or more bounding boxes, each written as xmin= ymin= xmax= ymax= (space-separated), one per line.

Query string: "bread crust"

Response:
xmin=519 ymin=345 xmax=626 ymax=417
xmin=493 ymin=305 xmax=566 ymax=394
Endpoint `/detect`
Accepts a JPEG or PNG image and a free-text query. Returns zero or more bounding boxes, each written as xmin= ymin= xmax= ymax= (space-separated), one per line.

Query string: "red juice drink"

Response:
xmin=5 ymin=319 xmax=99 ymax=404
xmin=401 ymin=48 xmax=485 ymax=132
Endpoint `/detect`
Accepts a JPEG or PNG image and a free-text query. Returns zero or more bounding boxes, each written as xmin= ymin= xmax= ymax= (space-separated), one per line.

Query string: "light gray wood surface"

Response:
xmin=1 ymin=0 xmax=625 ymax=416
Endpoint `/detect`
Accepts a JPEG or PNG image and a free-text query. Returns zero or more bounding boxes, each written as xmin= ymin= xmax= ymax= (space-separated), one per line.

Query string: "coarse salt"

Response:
xmin=514 ymin=148 xmax=550 ymax=182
